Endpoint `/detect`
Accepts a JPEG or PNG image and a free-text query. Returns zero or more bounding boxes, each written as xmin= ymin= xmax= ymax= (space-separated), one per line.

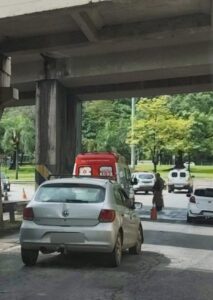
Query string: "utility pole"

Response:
xmin=131 ymin=97 xmax=135 ymax=169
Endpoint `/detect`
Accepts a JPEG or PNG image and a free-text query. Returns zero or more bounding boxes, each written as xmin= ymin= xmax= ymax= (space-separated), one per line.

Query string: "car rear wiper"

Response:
xmin=65 ymin=199 xmax=89 ymax=203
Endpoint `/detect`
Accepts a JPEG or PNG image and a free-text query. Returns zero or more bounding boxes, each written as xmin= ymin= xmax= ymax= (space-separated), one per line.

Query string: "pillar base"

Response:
xmin=0 ymin=87 xmax=19 ymax=105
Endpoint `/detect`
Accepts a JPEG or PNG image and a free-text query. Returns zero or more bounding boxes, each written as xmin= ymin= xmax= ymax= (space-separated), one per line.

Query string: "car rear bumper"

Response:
xmin=168 ymin=184 xmax=191 ymax=190
xmin=133 ymin=185 xmax=153 ymax=192
xmin=20 ymin=221 xmax=117 ymax=253
xmin=188 ymin=209 xmax=213 ymax=219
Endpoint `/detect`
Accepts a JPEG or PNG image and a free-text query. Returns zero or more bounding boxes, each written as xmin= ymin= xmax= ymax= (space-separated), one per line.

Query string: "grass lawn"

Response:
xmin=1 ymin=164 xmax=35 ymax=181
xmin=1 ymin=163 xmax=213 ymax=181
xmin=134 ymin=163 xmax=213 ymax=179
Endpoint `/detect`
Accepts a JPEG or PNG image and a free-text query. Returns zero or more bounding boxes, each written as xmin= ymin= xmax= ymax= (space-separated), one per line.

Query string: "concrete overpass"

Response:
xmin=0 ymin=0 xmax=213 ymax=183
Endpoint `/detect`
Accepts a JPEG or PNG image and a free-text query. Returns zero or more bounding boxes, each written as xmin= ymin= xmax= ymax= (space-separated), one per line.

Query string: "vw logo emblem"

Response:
xmin=62 ymin=210 xmax=69 ymax=217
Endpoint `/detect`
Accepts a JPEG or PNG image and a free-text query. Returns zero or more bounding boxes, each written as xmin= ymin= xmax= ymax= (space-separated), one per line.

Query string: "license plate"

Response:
xmin=203 ymin=212 xmax=213 ymax=217
xmin=51 ymin=233 xmax=84 ymax=244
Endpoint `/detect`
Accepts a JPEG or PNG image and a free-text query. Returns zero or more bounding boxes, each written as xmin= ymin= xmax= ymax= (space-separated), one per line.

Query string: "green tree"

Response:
xmin=82 ymin=100 xmax=132 ymax=161
xmin=128 ymin=96 xmax=190 ymax=172
xmin=0 ymin=107 xmax=35 ymax=178
xmin=168 ymin=93 xmax=213 ymax=165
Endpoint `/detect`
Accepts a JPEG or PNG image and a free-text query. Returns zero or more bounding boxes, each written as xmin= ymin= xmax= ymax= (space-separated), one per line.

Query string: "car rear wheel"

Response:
xmin=129 ymin=226 xmax=143 ymax=255
xmin=21 ymin=247 xmax=39 ymax=266
xmin=109 ymin=232 xmax=122 ymax=267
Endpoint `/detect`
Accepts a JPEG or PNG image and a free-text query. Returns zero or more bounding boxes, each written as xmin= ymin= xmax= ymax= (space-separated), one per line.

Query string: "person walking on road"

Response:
xmin=152 ymin=172 xmax=164 ymax=211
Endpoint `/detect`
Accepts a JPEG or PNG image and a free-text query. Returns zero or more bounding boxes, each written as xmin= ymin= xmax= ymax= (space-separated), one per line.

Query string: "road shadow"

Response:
xmin=23 ymin=250 xmax=170 ymax=271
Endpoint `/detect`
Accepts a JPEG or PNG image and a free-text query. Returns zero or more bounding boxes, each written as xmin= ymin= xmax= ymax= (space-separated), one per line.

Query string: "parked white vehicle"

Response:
xmin=187 ymin=188 xmax=213 ymax=222
xmin=167 ymin=169 xmax=193 ymax=193
xmin=131 ymin=172 xmax=155 ymax=194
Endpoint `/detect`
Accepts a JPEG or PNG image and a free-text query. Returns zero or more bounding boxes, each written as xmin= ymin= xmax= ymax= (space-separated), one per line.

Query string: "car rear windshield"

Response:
xmin=194 ymin=189 xmax=213 ymax=197
xmin=138 ymin=174 xmax=154 ymax=180
xmin=35 ymin=183 xmax=105 ymax=203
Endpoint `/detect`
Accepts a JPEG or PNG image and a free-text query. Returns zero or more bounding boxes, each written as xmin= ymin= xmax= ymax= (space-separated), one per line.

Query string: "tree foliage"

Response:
xmin=127 ymin=96 xmax=191 ymax=171
xmin=0 ymin=107 xmax=35 ymax=163
xmin=82 ymin=100 xmax=132 ymax=161
xmin=168 ymin=93 xmax=213 ymax=163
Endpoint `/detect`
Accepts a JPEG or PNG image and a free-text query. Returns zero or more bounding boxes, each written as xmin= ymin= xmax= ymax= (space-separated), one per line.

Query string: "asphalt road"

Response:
xmin=0 ymin=179 xmax=213 ymax=299
xmin=0 ymin=220 xmax=213 ymax=300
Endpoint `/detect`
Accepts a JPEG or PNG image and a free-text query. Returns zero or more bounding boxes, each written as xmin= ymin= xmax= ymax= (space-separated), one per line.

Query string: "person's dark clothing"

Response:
xmin=153 ymin=176 xmax=164 ymax=211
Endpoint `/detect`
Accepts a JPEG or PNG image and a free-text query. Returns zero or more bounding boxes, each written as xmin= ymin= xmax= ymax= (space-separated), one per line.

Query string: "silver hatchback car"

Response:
xmin=20 ymin=177 xmax=143 ymax=267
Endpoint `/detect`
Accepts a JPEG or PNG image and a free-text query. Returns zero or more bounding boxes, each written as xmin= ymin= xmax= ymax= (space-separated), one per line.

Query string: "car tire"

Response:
xmin=168 ymin=187 xmax=173 ymax=193
xmin=109 ymin=232 xmax=122 ymax=267
xmin=21 ymin=248 xmax=39 ymax=266
xmin=187 ymin=214 xmax=193 ymax=223
xmin=129 ymin=226 xmax=143 ymax=255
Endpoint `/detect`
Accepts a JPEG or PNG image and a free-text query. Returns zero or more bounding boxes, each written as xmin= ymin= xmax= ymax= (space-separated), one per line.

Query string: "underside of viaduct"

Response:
xmin=0 ymin=0 xmax=213 ymax=184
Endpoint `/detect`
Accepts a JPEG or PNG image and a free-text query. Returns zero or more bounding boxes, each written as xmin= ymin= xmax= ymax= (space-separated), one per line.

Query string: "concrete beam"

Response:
xmin=0 ymin=0 xmax=110 ymax=19
xmin=1 ymin=14 xmax=212 ymax=58
xmin=72 ymin=75 xmax=213 ymax=100
xmin=7 ymin=74 xmax=213 ymax=106
xmin=101 ymin=14 xmax=211 ymax=39
xmin=12 ymin=41 xmax=213 ymax=87
xmin=72 ymin=11 xmax=99 ymax=42
xmin=0 ymin=32 xmax=87 ymax=56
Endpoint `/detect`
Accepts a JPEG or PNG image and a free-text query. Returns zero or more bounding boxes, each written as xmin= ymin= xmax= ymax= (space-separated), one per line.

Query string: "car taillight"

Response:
xmin=99 ymin=209 xmax=116 ymax=222
xmin=23 ymin=207 xmax=34 ymax=220
xmin=190 ymin=196 xmax=196 ymax=203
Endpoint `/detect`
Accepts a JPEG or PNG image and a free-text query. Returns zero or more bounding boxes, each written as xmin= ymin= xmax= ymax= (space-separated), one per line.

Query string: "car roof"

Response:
xmin=41 ymin=177 xmax=115 ymax=188
xmin=133 ymin=172 xmax=154 ymax=175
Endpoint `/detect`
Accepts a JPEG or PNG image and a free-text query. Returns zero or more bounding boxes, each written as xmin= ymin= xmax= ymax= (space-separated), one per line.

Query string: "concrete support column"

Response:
xmin=0 ymin=54 xmax=19 ymax=113
xmin=35 ymin=79 xmax=82 ymax=186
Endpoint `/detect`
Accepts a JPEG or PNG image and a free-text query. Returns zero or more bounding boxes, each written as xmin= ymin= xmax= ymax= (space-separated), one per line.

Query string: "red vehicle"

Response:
xmin=73 ymin=152 xmax=134 ymax=201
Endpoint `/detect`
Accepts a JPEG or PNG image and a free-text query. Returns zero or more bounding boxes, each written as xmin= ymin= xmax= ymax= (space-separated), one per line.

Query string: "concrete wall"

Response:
xmin=0 ymin=0 xmax=106 ymax=19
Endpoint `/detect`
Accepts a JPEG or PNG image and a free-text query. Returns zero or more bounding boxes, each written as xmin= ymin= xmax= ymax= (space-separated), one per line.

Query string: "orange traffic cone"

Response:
xmin=22 ymin=188 xmax=27 ymax=200
xmin=150 ymin=205 xmax=157 ymax=220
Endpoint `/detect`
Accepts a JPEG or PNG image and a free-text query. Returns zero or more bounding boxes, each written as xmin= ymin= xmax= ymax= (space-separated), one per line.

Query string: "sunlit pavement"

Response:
xmin=135 ymin=189 xmax=188 ymax=221
xmin=135 ymin=178 xmax=213 ymax=222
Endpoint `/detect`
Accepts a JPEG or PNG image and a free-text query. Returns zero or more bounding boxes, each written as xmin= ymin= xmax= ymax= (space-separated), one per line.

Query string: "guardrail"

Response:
xmin=2 ymin=200 xmax=28 ymax=223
